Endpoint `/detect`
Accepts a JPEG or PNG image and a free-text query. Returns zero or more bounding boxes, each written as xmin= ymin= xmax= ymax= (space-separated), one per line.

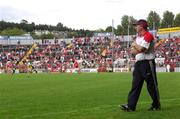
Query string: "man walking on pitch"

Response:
xmin=120 ymin=19 xmax=160 ymax=111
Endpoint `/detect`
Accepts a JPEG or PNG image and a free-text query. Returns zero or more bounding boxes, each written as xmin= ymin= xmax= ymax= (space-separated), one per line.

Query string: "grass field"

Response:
xmin=0 ymin=72 xmax=180 ymax=119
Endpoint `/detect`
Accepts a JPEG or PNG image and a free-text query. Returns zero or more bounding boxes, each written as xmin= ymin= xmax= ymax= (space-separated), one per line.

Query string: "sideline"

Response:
xmin=21 ymin=97 xmax=180 ymax=118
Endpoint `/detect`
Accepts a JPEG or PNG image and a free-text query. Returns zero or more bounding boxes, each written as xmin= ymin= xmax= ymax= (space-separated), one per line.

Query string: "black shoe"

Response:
xmin=119 ymin=104 xmax=134 ymax=112
xmin=148 ymin=106 xmax=161 ymax=111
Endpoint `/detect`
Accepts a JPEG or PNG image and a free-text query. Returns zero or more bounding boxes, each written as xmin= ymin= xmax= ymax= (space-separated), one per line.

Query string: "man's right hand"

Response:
xmin=130 ymin=46 xmax=139 ymax=55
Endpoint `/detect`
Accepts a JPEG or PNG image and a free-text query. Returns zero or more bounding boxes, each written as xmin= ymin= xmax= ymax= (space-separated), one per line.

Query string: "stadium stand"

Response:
xmin=0 ymin=34 xmax=179 ymax=73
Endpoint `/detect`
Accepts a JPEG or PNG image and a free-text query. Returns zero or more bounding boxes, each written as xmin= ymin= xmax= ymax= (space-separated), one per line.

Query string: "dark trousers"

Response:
xmin=128 ymin=59 xmax=160 ymax=110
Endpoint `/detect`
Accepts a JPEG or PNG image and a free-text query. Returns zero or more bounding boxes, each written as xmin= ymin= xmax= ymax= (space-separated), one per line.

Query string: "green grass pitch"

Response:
xmin=0 ymin=72 xmax=180 ymax=119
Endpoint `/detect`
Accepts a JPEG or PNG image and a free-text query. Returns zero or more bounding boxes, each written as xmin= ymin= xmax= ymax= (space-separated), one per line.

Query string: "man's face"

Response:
xmin=135 ymin=24 xmax=143 ymax=33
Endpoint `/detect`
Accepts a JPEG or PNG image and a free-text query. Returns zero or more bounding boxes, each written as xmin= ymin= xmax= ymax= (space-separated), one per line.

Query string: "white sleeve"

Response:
xmin=140 ymin=39 xmax=150 ymax=49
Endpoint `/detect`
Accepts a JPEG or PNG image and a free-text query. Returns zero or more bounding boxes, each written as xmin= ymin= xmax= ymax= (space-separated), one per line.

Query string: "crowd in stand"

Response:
xmin=0 ymin=36 xmax=179 ymax=73
xmin=155 ymin=37 xmax=180 ymax=71
xmin=29 ymin=37 xmax=124 ymax=72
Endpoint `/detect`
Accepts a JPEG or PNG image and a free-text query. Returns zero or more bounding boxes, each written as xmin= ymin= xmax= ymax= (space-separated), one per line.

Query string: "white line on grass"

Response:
xmin=18 ymin=97 xmax=180 ymax=119
xmin=139 ymin=98 xmax=180 ymax=104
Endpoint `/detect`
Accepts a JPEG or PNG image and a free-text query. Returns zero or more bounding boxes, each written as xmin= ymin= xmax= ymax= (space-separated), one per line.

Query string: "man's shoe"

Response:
xmin=119 ymin=104 xmax=134 ymax=112
xmin=148 ymin=106 xmax=161 ymax=111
